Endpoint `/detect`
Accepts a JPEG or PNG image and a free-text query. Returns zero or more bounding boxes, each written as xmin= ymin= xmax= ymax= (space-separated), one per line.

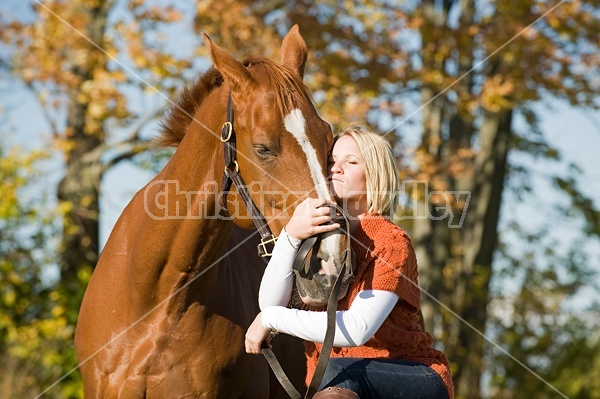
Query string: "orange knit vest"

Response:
xmin=304 ymin=215 xmax=454 ymax=399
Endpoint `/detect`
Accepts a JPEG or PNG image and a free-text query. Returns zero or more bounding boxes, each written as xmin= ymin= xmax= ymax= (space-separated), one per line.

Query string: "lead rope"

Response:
xmin=260 ymin=268 xmax=347 ymax=399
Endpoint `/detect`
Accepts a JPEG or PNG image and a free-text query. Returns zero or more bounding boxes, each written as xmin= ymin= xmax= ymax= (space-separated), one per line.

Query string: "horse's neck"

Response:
xmin=202 ymin=225 xmax=266 ymax=328
xmin=152 ymin=131 xmax=265 ymax=324
xmin=104 ymin=120 xmax=230 ymax=310
xmin=152 ymin=128 xmax=229 ymax=271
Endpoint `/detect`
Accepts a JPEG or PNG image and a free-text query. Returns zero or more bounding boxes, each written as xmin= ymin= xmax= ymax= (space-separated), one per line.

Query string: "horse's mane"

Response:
xmin=157 ymin=67 xmax=223 ymax=148
xmin=157 ymin=57 xmax=314 ymax=148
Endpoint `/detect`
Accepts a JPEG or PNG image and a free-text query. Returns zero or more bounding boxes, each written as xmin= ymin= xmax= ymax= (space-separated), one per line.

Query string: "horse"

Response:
xmin=74 ymin=26 xmax=346 ymax=398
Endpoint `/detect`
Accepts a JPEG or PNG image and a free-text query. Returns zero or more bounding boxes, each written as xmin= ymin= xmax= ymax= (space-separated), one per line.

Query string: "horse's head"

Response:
xmin=292 ymin=204 xmax=355 ymax=307
xmin=202 ymin=26 xmax=351 ymax=306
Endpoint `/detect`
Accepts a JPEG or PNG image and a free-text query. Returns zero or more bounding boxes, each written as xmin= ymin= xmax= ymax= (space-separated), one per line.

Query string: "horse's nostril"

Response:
xmin=320 ymin=257 xmax=337 ymax=275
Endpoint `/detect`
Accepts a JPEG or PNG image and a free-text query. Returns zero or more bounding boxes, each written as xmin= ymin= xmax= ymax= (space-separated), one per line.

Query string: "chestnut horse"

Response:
xmin=74 ymin=26 xmax=343 ymax=398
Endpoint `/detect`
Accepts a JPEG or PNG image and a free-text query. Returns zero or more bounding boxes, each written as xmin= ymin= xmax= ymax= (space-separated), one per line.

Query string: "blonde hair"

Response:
xmin=334 ymin=125 xmax=399 ymax=219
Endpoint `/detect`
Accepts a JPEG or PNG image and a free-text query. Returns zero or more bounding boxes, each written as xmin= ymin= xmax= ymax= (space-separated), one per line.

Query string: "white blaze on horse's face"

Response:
xmin=284 ymin=109 xmax=330 ymax=200
xmin=284 ymin=108 xmax=342 ymax=277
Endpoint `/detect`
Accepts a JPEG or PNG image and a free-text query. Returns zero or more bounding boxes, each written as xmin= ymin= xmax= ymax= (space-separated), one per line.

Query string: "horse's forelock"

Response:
xmin=243 ymin=57 xmax=314 ymax=120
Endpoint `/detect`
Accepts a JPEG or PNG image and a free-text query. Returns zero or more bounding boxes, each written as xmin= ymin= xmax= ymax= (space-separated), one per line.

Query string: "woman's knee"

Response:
xmin=319 ymin=358 xmax=365 ymax=394
xmin=313 ymin=387 xmax=359 ymax=399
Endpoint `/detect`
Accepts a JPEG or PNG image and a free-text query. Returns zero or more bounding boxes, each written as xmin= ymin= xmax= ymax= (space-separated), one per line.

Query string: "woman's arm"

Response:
xmin=260 ymin=289 xmax=399 ymax=347
xmin=259 ymin=198 xmax=340 ymax=309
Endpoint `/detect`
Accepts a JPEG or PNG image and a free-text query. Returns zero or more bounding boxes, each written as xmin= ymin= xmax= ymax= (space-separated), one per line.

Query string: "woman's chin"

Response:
xmin=330 ymin=187 xmax=344 ymax=201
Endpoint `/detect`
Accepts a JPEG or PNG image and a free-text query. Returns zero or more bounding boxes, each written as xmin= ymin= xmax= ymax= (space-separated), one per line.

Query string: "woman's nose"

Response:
xmin=330 ymin=161 xmax=342 ymax=174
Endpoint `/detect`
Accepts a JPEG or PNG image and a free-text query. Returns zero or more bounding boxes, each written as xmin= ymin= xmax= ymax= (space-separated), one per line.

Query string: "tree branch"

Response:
xmin=20 ymin=80 xmax=62 ymax=138
xmin=122 ymin=106 xmax=166 ymax=143
xmin=0 ymin=57 xmax=11 ymax=72
xmin=101 ymin=139 xmax=154 ymax=174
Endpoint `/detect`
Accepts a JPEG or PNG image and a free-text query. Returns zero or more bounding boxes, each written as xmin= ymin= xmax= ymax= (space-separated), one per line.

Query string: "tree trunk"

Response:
xmin=56 ymin=2 xmax=110 ymax=295
xmin=57 ymin=139 xmax=102 ymax=289
xmin=450 ymin=109 xmax=512 ymax=398
xmin=414 ymin=0 xmax=453 ymax=336
xmin=413 ymin=86 xmax=451 ymax=335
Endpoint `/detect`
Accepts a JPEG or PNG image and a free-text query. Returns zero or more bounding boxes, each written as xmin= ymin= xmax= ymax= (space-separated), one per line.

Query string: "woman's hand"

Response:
xmin=245 ymin=312 xmax=271 ymax=354
xmin=285 ymin=198 xmax=340 ymax=240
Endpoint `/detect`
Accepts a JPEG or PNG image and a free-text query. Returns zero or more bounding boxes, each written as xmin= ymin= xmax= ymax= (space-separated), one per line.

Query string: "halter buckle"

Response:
xmin=221 ymin=121 xmax=233 ymax=142
xmin=258 ymin=235 xmax=278 ymax=258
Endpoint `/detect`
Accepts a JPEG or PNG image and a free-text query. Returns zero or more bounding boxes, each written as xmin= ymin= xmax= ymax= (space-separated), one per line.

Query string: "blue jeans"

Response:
xmin=318 ymin=358 xmax=449 ymax=399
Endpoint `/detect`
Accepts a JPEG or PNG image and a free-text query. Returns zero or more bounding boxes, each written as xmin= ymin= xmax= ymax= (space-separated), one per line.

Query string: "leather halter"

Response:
xmin=220 ymin=92 xmax=277 ymax=260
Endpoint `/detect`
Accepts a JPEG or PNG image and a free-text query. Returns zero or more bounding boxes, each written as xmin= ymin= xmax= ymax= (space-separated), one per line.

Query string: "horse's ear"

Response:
xmin=202 ymin=33 xmax=254 ymax=91
xmin=281 ymin=24 xmax=307 ymax=78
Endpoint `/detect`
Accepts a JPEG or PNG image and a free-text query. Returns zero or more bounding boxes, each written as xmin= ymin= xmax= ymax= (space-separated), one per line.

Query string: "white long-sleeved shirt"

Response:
xmin=259 ymin=229 xmax=399 ymax=347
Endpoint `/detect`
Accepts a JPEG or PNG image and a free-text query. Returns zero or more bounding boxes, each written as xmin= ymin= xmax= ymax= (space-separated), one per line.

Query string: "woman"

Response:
xmin=245 ymin=125 xmax=453 ymax=399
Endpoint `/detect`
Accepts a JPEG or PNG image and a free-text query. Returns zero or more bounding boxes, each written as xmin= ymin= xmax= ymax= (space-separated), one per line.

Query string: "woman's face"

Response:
xmin=328 ymin=135 xmax=367 ymax=207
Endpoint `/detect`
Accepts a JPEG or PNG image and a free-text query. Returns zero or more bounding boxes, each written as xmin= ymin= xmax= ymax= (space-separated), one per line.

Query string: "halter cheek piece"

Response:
xmin=220 ymin=92 xmax=277 ymax=260
xmin=220 ymin=92 xmax=354 ymax=399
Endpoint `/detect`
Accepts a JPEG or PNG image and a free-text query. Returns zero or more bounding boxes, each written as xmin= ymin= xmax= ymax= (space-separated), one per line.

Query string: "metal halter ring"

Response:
xmin=221 ymin=121 xmax=233 ymax=142
xmin=224 ymin=160 xmax=239 ymax=174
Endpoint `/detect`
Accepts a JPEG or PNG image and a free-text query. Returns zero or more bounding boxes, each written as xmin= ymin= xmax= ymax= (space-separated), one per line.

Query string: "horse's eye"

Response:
xmin=254 ymin=145 xmax=275 ymax=158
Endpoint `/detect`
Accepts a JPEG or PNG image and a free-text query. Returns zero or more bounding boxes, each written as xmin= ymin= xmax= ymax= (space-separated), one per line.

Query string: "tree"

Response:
xmin=1 ymin=0 xmax=190 ymax=300
xmin=488 ymin=224 xmax=600 ymax=398
xmin=0 ymin=136 xmax=83 ymax=398
xmin=412 ymin=3 xmax=599 ymax=395
xmin=1 ymin=3 xmax=192 ymax=396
